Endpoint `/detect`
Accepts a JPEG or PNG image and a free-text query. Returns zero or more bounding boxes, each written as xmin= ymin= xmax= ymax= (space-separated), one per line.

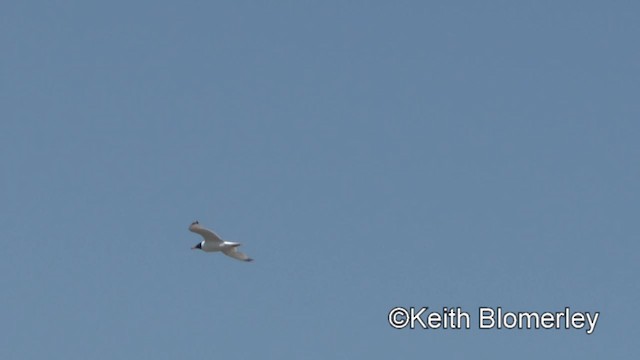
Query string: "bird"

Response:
xmin=189 ymin=221 xmax=253 ymax=262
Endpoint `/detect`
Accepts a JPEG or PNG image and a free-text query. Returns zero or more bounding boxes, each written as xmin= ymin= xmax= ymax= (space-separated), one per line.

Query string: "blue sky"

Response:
xmin=1 ymin=1 xmax=638 ymax=358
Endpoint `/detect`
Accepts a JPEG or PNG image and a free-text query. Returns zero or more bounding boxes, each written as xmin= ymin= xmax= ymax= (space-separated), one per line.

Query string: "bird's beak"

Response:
xmin=191 ymin=246 xmax=198 ymax=250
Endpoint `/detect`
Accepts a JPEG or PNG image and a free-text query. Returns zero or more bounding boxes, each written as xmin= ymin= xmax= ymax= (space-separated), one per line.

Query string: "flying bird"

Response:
xmin=189 ymin=221 xmax=253 ymax=262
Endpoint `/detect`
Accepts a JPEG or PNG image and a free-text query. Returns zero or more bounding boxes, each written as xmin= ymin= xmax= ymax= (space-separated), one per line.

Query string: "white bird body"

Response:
xmin=189 ymin=221 xmax=253 ymax=262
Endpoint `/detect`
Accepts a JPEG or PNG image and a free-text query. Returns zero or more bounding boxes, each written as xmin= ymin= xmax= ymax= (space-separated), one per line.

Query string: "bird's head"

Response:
xmin=191 ymin=241 xmax=203 ymax=250
xmin=189 ymin=221 xmax=200 ymax=232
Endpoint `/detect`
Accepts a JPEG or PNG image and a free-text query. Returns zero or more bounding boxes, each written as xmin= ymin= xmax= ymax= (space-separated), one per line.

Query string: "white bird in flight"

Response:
xmin=189 ymin=221 xmax=253 ymax=262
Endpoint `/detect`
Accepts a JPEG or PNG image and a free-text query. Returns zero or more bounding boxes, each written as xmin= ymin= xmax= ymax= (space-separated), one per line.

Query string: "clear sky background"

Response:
xmin=1 ymin=1 xmax=638 ymax=358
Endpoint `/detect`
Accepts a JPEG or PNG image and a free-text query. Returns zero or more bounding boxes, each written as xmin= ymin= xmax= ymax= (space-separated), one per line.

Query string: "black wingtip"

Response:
xmin=245 ymin=258 xmax=254 ymax=262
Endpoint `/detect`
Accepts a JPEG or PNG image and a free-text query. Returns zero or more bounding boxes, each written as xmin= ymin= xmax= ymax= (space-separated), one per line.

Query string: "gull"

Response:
xmin=189 ymin=221 xmax=253 ymax=262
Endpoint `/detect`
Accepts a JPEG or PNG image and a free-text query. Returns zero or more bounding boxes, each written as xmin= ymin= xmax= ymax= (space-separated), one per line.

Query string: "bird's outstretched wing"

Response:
xmin=222 ymin=247 xmax=253 ymax=262
xmin=189 ymin=222 xmax=223 ymax=244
